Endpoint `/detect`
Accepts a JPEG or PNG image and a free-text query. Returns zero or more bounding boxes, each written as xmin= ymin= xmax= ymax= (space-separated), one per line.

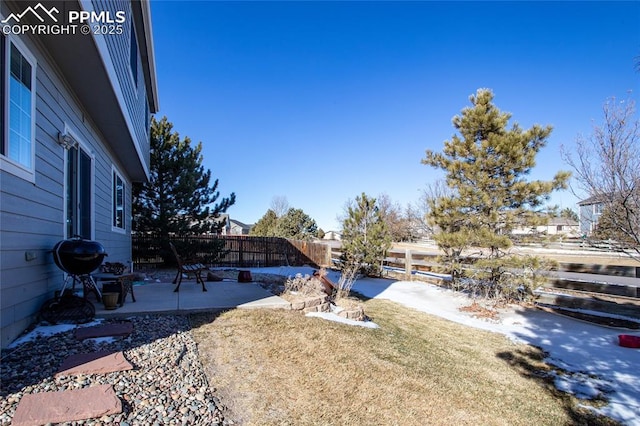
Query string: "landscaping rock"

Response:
xmin=75 ymin=322 xmax=133 ymax=340
xmin=1 ymin=315 xmax=225 ymax=425
xmin=12 ymin=385 xmax=121 ymax=426
xmin=56 ymin=351 xmax=133 ymax=377
xmin=291 ymin=301 xmax=306 ymax=310
xmin=337 ymin=307 xmax=366 ymax=321
xmin=207 ymin=272 xmax=223 ymax=282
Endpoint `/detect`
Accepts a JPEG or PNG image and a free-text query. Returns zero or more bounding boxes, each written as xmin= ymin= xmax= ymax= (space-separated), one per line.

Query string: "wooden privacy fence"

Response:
xmin=133 ymin=235 xmax=331 ymax=269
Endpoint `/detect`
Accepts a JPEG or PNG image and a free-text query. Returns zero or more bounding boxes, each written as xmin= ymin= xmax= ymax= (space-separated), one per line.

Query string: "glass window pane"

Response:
xmin=113 ymin=172 xmax=117 ymax=227
xmin=9 ymin=101 xmax=20 ymax=130
xmin=10 ymin=44 xmax=20 ymax=79
xmin=20 ymin=112 xmax=30 ymax=138
xmin=113 ymin=171 xmax=125 ymax=229
xmin=21 ymin=84 xmax=31 ymax=111
xmin=79 ymin=150 xmax=92 ymax=238
xmin=10 ymin=44 xmax=31 ymax=89
xmin=67 ymin=148 xmax=77 ymax=237
xmin=20 ymin=135 xmax=31 ymax=167
xmin=9 ymin=130 xmax=20 ymax=158
xmin=7 ymin=42 xmax=33 ymax=170
xmin=9 ymin=78 xmax=21 ymax=105
xmin=21 ymin=55 xmax=31 ymax=90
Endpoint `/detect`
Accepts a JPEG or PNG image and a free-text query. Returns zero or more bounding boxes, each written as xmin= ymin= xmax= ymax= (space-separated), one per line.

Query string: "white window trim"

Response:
xmin=62 ymin=123 xmax=96 ymax=240
xmin=593 ymin=203 xmax=603 ymax=216
xmin=0 ymin=31 xmax=37 ymax=183
xmin=111 ymin=165 xmax=127 ymax=234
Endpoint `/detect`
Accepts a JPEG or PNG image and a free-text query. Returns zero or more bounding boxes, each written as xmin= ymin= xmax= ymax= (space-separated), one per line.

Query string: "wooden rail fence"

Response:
xmin=330 ymin=246 xmax=640 ymax=279
xmin=330 ymin=246 xmax=442 ymax=277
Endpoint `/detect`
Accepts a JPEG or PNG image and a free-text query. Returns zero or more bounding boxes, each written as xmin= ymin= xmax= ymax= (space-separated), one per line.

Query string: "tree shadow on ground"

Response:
xmin=496 ymin=347 xmax=622 ymax=426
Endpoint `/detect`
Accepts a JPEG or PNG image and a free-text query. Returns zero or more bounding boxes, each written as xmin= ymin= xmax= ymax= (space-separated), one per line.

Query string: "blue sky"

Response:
xmin=150 ymin=1 xmax=640 ymax=231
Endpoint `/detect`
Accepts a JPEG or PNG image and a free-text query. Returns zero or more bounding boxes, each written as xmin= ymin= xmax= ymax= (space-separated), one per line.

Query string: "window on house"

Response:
xmin=1 ymin=35 xmax=36 ymax=179
xmin=112 ymin=169 xmax=125 ymax=230
xmin=66 ymin=145 xmax=93 ymax=239
xmin=129 ymin=21 xmax=138 ymax=86
xmin=556 ymin=225 xmax=563 ymax=232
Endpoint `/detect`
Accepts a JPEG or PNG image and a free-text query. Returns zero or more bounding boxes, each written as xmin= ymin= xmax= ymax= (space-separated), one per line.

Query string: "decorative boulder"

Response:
xmin=207 ymin=272 xmax=223 ymax=282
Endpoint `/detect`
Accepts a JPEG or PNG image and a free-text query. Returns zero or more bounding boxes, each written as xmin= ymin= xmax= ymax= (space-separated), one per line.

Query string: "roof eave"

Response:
xmin=133 ymin=0 xmax=159 ymax=113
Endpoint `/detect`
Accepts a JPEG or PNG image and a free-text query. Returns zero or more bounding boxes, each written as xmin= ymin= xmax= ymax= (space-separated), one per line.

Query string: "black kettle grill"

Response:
xmin=53 ymin=237 xmax=107 ymax=275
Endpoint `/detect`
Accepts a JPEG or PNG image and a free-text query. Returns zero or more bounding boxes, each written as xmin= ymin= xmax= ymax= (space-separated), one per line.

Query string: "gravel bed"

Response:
xmin=0 ymin=315 xmax=231 ymax=425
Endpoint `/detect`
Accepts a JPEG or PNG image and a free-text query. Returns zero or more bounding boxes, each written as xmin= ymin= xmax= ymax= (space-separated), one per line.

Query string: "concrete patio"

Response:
xmin=94 ymin=278 xmax=291 ymax=318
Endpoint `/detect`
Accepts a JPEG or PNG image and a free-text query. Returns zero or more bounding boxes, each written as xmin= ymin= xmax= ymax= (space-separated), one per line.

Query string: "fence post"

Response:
xmin=325 ymin=244 xmax=331 ymax=267
xmin=405 ymin=249 xmax=412 ymax=279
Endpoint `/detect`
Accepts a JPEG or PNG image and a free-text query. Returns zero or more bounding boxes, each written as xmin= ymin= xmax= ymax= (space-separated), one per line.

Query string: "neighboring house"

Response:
xmin=227 ymin=219 xmax=252 ymax=235
xmin=200 ymin=214 xmax=253 ymax=235
xmin=323 ymin=231 xmax=342 ymax=241
xmin=539 ymin=217 xmax=580 ymax=237
xmin=512 ymin=217 xmax=581 ymax=238
xmin=0 ymin=1 xmax=159 ymax=348
xmin=578 ymin=195 xmax=605 ymax=236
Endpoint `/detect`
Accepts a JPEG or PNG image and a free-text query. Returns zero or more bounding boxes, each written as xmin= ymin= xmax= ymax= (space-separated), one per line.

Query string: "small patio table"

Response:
xmin=92 ymin=273 xmax=136 ymax=307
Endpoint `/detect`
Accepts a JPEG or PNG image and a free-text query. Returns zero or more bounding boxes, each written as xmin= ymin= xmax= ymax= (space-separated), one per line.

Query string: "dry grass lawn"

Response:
xmin=190 ymin=299 xmax=618 ymax=426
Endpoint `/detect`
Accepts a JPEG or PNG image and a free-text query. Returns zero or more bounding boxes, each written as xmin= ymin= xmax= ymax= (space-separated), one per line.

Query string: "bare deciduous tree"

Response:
xmin=334 ymin=261 xmax=360 ymax=300
xmin=270 ymin=195 xmax=290 ymax=218
xmin=406 ymin=180 xmax=454 ymax=239
xmin=376 ymin=193 xmax=414 ymax=242
xmin=561 ymin=95 xmax=640 ymax=261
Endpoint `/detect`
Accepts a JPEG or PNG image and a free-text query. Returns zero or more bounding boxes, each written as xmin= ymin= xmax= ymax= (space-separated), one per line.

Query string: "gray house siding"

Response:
xmin=1 ymin=31 xmax=65 ymax=347
xmin=95 ymin=0 xmax=151 ymax=171
xmin=579 ymin=198 xmax=603 ymax=236
xmin=0 ymin=33 xmax=126 ymax=347
xmin=0 ymin=1 xmax=157 ymax=348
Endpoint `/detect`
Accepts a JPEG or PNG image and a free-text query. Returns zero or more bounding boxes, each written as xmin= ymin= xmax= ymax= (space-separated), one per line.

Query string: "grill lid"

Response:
xmin=53 ymin=237 xmax=107 ymax=275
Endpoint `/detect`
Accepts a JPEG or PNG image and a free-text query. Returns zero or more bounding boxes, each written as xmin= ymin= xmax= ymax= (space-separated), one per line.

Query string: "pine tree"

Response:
xmin=133 ymin=117 xmax=235 ymax=259
xmin=423 ymin=89 xmax=569 ymax=298
xmin=275 ymin=208 xmax=318 ymax=240
xmin=250 ymin=209 xmax=278 ymax=237
xmin=341 ymin=193 xmax=391 ymax=276
xmin=560 ymin=207 xmax=579 ymax=222
xmin=251 ymin=207 xmax=319 ymax=240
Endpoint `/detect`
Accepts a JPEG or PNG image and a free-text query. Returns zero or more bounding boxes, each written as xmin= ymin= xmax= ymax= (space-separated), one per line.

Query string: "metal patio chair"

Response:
xmin=169 ymin=242 xmax=207 ymax=292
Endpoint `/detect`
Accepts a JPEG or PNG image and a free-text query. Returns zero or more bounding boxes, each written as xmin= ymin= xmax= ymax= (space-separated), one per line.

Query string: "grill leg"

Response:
xmin=174 ymin=269 xmax=183 ymax=292
xmin=80 ymin=275 xmax=102 ymax=302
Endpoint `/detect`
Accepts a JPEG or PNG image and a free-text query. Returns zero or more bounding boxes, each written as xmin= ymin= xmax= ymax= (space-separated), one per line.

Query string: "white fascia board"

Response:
xmin=140 ymin=0 xmax=159 ymax=112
